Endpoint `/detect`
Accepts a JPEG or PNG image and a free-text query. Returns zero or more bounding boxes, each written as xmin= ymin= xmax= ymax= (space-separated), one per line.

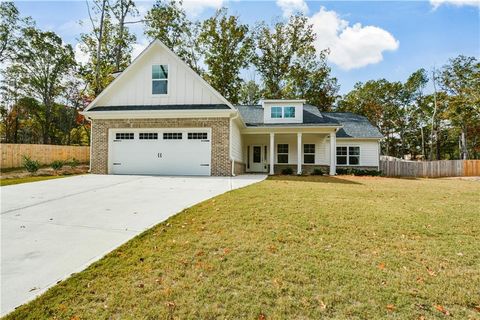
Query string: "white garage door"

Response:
xmin=109 ymin=128 xmax=211 ymax=176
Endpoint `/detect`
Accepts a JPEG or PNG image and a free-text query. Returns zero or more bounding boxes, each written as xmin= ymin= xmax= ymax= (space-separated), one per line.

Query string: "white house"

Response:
xmin=82 ymin=40 xmax=382 ymax=176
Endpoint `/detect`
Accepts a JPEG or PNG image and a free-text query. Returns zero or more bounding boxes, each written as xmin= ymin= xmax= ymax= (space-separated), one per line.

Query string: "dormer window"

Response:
xmin=284 ymin=106 xmax=295 ymax=118
xmin=271 ymin=107 xmax=282 ymax=118
xmin=152 ymin=65 xmax=168 ymax=94
xmin=270 ymin=106 xmax=295 ymax=119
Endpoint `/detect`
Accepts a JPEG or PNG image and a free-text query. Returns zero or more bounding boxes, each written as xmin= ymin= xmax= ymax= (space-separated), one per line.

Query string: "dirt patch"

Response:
xmin=0 ymin=165 xmax=89 ymax=179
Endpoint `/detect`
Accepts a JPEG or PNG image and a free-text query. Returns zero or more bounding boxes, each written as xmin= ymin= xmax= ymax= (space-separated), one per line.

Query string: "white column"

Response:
xmin=297 ymin=133 xmax=302 ymax=174
xmin=329 ymin=131 xmax=336 ymax=175
xmin=269 ymin=132 xmax=275 ymax=175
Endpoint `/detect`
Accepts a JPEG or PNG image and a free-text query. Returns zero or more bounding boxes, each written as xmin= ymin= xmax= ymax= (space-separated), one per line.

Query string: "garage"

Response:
xmin=108 ymin=128 xmax=212 ymax=176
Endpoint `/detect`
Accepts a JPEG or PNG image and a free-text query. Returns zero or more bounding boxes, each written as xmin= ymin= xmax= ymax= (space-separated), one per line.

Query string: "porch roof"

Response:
xmin=235 ymin=104 xmax=383 ymax=139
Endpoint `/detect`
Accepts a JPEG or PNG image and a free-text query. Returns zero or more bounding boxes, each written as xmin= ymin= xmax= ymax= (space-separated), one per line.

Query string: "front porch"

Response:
xmin=241 ymin=129 xmax=337 ymax=175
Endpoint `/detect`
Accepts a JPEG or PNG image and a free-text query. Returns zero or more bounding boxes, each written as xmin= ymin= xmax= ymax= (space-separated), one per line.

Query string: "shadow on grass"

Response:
xmin=268 ymin=175 xmax=362 ymax=185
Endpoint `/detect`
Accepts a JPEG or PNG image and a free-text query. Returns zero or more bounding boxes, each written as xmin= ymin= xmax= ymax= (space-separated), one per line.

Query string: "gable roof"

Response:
xmin=235 ymin=105 xmax=383 ymax=138
xmin=83 ymin=39 xmax=235 ymax=112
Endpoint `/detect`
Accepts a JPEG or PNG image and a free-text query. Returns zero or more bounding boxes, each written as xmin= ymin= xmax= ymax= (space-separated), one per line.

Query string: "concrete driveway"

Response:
xmin=0 ymin=174 xmax=265 ymax=316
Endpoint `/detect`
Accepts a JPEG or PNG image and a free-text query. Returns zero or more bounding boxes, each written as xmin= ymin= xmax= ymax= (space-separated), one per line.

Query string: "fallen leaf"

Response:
xmin=426 ymin=267 xmax=436 ymax=277
xmin=138 ymin=283 xmax=144 ymax=288
xmin=378 ymin=262 xmax=385 ymax=270
xmin=386 ymin=304 xmax=395 ymax=312
xmin=258 ymin=313 xmax=267 ymax=320
xmin=474 ymin=305 xmax=480 ymax=312
xmin=434 ymin=305 xmax=450 ymax=316
xmin=319 ymin=300 xmax=327 ymax=310
xmin=165 ymin=301 xmax=176 ymax=309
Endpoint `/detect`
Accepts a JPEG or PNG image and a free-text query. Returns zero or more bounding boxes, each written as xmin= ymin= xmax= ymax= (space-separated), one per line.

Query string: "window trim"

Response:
xmin=277 ymin=144 xmax=289 ymax=164
xmin=303 ymin=143 xmax=315 ymax=164
xmin=152 ymin=64 xmax=169 ymax=96
xmin=336 ymin=145 xmax=361 ymax=166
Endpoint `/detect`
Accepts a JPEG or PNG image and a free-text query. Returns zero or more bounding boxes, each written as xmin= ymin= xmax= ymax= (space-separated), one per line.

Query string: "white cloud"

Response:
xmin=430 ymin=0 xmax=480 ymax=9
xmin=182 ymin=0 xmax=224 ymax=17
xmin=309 ymin=7 xmax=399 ymax=70
xmin=74 ymin=43 xmax=89 ymax=66
xmin=276 ymin=0 xmax=308 ymax=18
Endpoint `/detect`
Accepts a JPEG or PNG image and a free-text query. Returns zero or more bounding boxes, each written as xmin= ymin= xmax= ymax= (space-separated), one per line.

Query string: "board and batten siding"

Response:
xmin=95 ymin=44 xmax=225 ymax=107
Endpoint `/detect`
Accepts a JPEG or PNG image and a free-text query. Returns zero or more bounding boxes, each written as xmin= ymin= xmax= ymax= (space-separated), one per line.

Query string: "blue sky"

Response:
xmin=15 ymin=0 xmax=480 ymax=94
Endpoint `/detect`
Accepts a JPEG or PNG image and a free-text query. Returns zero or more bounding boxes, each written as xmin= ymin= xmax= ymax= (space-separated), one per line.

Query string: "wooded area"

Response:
xmin=0 ymin=1 xmax=478 ymax=160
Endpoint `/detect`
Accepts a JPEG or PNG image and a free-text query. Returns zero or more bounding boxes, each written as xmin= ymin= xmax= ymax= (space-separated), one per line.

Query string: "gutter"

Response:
xmin=229 ymin=111 xmax=240 ymax=177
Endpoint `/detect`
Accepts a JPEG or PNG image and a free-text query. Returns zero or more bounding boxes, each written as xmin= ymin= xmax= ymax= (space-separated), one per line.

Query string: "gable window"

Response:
xmin=284 ymin=106 xmax=295 ymax=118
xmin=152 ymin=65 xmax=168 ymax=95
xmin=304 ymin=144 xmax=315 ymax=164
xmin=277 ymin=144 xmax=289 ymax=163
xmin=336 ymin=146 xmax=360 ymax=165
xmin=271 ymin=107 xmax=282 ymax=118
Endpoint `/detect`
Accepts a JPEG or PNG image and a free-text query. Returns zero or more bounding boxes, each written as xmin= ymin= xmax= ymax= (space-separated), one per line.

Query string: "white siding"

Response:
xmin=231 ymin=119 xmax=243 ymax=162
xmin=335 ymin=139 xmax=380 ymax=167
xmin=263 ymin=101 xmax=303 ymax=124
xmin=95 ymin=44 xmax=225 ymax=107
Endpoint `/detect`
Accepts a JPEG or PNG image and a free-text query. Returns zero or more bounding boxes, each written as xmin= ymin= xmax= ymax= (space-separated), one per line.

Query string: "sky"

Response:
xmin=14 ymin=0 xmax=480 ymax=94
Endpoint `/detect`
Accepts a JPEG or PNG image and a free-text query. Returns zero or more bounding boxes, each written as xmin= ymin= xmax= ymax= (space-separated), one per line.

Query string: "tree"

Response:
xmin=0 ymin=2 xmax=21 ymax=63
xmin=109 ymin=0 xmax=138 ymax=72
xmin=198 ymin=8 xmax=253 ymax=104
xmin=144 ymin=0 xmax=202 ymax=73
xmin=14 ymin=27 xmax=75 ymax=144
xmin=239 ymin=80 xmax=262 ymax=105
xmin=80 ymin=8 xmax=135 ymax=95
xmin=440 ymin=55 xmax=480 ymax=159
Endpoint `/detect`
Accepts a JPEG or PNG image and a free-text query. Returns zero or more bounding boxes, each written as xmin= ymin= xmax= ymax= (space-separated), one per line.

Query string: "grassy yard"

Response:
xmin=0 ymin=175 xmax=68 ymax=186
xmin=4 ymin=176 xmax=480 ymax=319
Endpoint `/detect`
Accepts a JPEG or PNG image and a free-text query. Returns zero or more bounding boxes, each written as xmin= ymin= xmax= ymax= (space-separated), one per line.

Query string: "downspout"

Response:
xmin=229 ymin=111 xmax=240 ymax=177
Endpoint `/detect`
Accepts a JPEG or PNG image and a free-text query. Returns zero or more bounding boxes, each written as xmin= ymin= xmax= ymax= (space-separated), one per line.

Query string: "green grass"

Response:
xmin=4 ymin=176 xmax=480 ymax=319
xmin=0 ymin=175 xmax=68 ymax=186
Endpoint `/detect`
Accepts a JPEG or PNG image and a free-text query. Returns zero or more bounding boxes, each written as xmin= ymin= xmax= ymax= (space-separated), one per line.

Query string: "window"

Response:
xmin=188 ymin=132 xmax=208 ymax=140
xmin=115 ymin=133 xmax=134 ymax=140
xmin=277 ymin=144 xmax=289 ymax=163
xmin=139 ymin=133 xmax=158 ymax=140
xmin=253 ymin=146 xmax=261 ymax=163
xmin=349 ymin=146 xmax=360 ymax=165
xmin=152 ymin=65 xmax=168 ymax=94
xmin=271 ymin=106 xmax=282 ymax=118
xmin=304 ymin=144 xmax=315 ymax=164
xmin=284 ymin=106 xmax=295 ymax=118
xmin=336 ymin=146 xmax=360 ymax=165
xmin=163 ymin=132 xmax=182 ymax=140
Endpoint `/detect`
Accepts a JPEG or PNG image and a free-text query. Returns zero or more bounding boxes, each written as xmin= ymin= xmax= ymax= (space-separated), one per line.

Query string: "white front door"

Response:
xmin=249 ymin=145 xmax=267 ymax=172
xmin=109 ymin=128 xmax=211 ymax=176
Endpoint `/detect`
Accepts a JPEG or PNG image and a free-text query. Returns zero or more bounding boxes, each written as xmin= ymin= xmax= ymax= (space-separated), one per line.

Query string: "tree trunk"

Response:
xmin=95 ymin=0 xmax=107 ymax=96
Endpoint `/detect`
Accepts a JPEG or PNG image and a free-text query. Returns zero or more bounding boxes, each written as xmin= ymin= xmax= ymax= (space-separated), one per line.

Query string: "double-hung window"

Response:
xmin=271 ymin=107 xmax=282 ymax=118
xmin=152 ymin=65 xmax=168 ymax=94
xmin=277 ymin=144 xmax=289 ymax=163
xmin=336 ymin=146 xmax=360 ymax=165
xmin=304 ymin=144 xmax=315 ymax=164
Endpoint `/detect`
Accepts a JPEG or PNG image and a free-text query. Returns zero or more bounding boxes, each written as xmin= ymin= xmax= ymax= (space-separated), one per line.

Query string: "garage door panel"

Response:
xmin=109 ymin=129 xmax=212 ymax=176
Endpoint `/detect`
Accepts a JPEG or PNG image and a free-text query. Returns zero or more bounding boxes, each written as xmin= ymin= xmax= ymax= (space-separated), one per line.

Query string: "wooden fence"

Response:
xmin=380 ymin=160 xmax=480 ymax=178
xmin=0 ymin=143 xmax=90 ymax=169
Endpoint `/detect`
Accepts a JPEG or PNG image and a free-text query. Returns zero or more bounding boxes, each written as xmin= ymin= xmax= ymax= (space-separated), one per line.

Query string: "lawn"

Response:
xmin=4 ymin=176 xmax=480 ymax=319
xmin=0 ymin=175 xmax=68 ymax=186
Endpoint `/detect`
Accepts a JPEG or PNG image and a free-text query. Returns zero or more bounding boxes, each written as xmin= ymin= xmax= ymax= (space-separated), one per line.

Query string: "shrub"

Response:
xmin=311 ymin=168 xmax=324 ymax=176
xmin=336 ymin=168 xmax=382 ymax=176
xmin=51 ymin=160 xmax=64 ymax=172
xmin=281 ymin=167 xmax=294 ymax=175
xmin=69 ymin=158 xmax=79 ymax=168
xmin=23 ymin=156 xmax=40 ymax=174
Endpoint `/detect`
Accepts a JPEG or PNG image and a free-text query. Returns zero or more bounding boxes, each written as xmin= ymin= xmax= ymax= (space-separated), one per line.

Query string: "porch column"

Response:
xmin=329 ymin=131 xmax=336 ymax=175
xmin=297 ymin=133 xmax=302 ymax=174
xmin=269 ymin=132 xmax=275 ymax=175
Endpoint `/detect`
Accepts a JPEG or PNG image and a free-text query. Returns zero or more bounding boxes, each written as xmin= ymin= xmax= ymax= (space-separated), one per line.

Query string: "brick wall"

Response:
xmin=91 ymin=118 xmax=231 ymax=176
xmin=233 ymin=161 xmax=246 ymax=175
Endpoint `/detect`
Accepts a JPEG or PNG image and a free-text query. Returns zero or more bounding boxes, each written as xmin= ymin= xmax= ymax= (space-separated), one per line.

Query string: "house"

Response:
xmin=82 ymin=40 xmax=382 ymax=176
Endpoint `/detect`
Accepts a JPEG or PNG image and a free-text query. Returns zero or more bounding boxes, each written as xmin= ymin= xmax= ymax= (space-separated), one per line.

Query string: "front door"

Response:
xmin=249 ymin=145 xmax=267 ymax=172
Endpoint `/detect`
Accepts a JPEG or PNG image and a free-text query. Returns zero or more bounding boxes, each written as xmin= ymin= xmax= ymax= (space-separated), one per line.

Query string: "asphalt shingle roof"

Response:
xmin=89 ymin=104 xmax=231 ymax=111
xmin=235 ymin=105 xmax=383 ymax=139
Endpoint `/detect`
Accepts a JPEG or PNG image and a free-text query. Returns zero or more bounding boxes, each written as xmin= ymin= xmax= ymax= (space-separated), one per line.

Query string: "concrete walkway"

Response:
xmin=0 ymin=174 xmax=266 ymax=316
